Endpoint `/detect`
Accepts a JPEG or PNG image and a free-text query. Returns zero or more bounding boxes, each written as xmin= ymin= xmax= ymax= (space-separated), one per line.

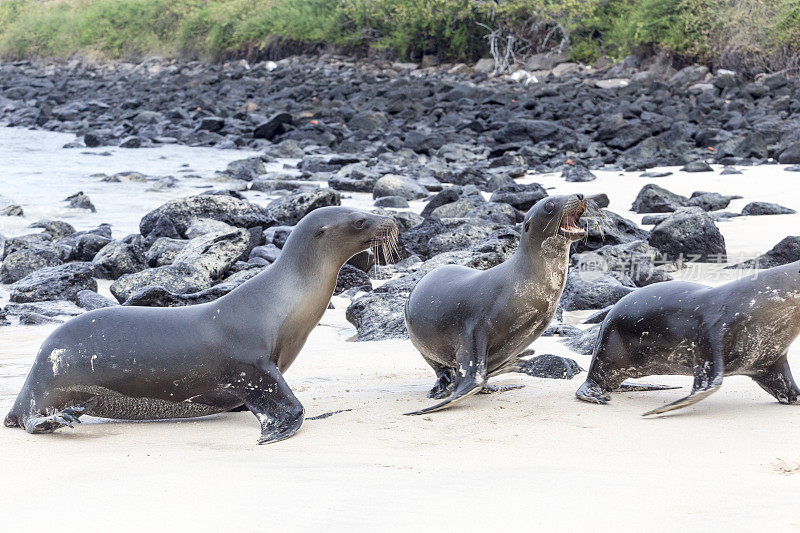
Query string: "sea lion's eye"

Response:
xmin=354 ymin=218 xmax=367 ymax=229
xmin=545 ymin=200 xmax=555 ymax=213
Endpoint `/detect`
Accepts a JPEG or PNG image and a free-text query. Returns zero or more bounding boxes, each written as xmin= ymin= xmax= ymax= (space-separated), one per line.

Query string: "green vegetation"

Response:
xmin=0 ymin=0 xmax=797 ymax=72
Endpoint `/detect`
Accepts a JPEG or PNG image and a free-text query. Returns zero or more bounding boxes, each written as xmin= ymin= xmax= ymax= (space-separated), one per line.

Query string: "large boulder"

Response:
xmin=173 ymin=228 xmax=250 ymax=280
xmin=335 ymin=264 xmax=372 ymax=295
xmin=560 ymin=270 xmax=636 ymax=311
xmin=372 ymin=174 xmax=428 ymax=200
xmin=631 ymin=184 xmax=688 ymax=213
xmin=427 ymin=220 xmax=511 ymax=256
xmin=648 ymin=207 xmax=727 ymax=262
xmin=728 ymin=236 xmax=800 ymax=269
xmin=92 ymin=241 xmax=147 ymax=279
xmin=686 ymin=192 xmax=738 ymax=212
xmin=109 ymin=264 xmax=210 ymax=303
xmin=741 ymin=202 xmax=796 ymax=216
xmin=10 ymin=263 xmax=97 ymax=303
xmin=572 ymin=240 xmax=672 ymax=287
xmin=514 ymin=353 xmax=583 ymax=379
xmin=328 ymin=164 xmax=380 ymax=192
xmin=346 ymin=274 xmax=416 ymax=341
xmin=75 ymin=289 xmax=119 ymax=310
xmin=561 ymin=324 xmax=601 ymax=355
xmin=253 ymin=112 xmax=292 ymax=140
xmin=571 ymin=209 xmax=649 ymax=253
xmin=140 ymin=195 xmax=272 ymax=238
xmin=0 ymin=248 xmax=62 ymax=284
xmin=145 ymin=237 xmax=188 ymax=267
xmin=265 ymin=188 xmax=341 ymax=226
xmin=490 ymin=183 xmax=548 ymax=211
xmin=779 ymin=142 xmax=800 ymax=164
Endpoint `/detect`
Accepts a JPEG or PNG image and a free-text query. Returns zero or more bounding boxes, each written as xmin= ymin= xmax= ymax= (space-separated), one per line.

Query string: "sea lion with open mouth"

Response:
xmin=4 ymin=206 xmax=398 ymax=444
xmin=576 ymin=260 xmax=800 ymax=415
xmin=404 ymin=194 xmax=589 ymax=414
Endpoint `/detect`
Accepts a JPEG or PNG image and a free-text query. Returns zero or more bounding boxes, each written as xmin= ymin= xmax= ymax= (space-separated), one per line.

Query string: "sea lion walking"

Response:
xmin=4 ymin=207 xmax=397 ymax=444
xmin=404 ymin=194 xmax=588 ymax=414
xmin=576 ymin=260 xmax=800 ymax=415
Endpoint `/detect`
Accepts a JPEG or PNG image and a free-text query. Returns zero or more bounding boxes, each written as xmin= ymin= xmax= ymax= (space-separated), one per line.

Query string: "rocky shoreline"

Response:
xmin=2 ymin=55 xmax=800 ymax=344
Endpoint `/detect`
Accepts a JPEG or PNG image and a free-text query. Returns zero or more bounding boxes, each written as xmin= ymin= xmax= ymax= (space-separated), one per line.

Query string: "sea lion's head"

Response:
xmin=296 ymin=206 xmax=399 ymax=264
xmin=523 ymin=194 xmax=588 ymax=244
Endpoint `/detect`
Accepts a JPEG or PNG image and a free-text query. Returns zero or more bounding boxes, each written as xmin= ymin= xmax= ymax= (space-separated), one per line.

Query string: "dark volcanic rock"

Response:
xmin=30 ymin=220 xmax=76 ymax=240
xmin=4 ymin=300 xmax=83 ymax=318
xmin=10 ymin=262 xmax=97 ymax=303
xmin=562 ymin=165 xmax=597 ymax=182
xmin=0 ymin=205 xmax=23 ymax=216
xmin=346 ymin=274 xmax=415 ymax=341
xmin=109 ymin=263 xmax=210 ymax=303
xmin=373 ymin=196 xmax=410 ymax=208
xmin=648 ymin=207 xmax=727 ymax=262
xmin=680 ymin=161 xmax=713 ymax=172
xmin=92 ymin=240 xmax=147 ymax=279
xmin=571 ymin=209 xmax=649 ymax=253
xmin=224 ymin=157 xmax=265 ymax=181
xmin=62 ymin=232 xmax=113 ymax=261
xmin=265 ymin=188 xmax=341 ymax=225
xmin=631 ymin=184 xmax=688 ymax=213
xmin=741 ymin=202 xmax=796 ymax=216
xmin=64 ymin=191 xmax=96 ymax=212
xmin=560 ymin=270 xmax=636 ymax=311
xmin=779 ymin=142 xmax=800 ymax=164
xmin=328 ymin=164 xmax=380 ymax=192
xmin=75 ymin=289 xmax=119 ymax=310
xmin=172 ymin=228 xmax=250 ymax=280
xmin=572 ymin=240 xmax=672 ymax=287
xmin=686 ymin=192 xmax=738 ymax=212
xmin=145 ymin=237 xmax=188 ymax=267
xmin=515 ymin=352 xmax=583 ymax=379
xmin=1 ymin=248 xmax=62 ymax=284
xmin=728 ymin=236 xmax=800 ymax=269
xmin=373 ymin=174 xmax=427 ymax=200
xmin=560 ymin=324 xmax=601 ymax=355
xmin=253 ymin=112 xmax=292 ymax=140
xmin=335 ymin=264 xmax=372 ymax=295
xmin=489 ymin=183 xmax=547 ymax=211
xmin=140 ymin=195 xmax=272 ymax=238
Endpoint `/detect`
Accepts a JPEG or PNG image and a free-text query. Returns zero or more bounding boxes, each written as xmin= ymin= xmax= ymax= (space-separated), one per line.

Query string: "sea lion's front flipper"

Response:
xmin=405 ymin=332 xmax=487 ymax=415
xmin=229 ymin=364 xmax=305 ymax=444
xmin=642 ymin=346 xmax=724 ymax=416
xmin=22 ymin=405 xmax=86 ymax=434
xmin=752 ymin=356 xmax=800 ymax=404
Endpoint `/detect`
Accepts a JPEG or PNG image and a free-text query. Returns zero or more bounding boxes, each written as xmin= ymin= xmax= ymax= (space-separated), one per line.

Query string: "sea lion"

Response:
xmin=4 ymin=206 xmax=398 ymax=444
xmin=404 ymin=194 xmax=588 ymax=414
xmin=576 ymin=260 xmax=800 ymax=415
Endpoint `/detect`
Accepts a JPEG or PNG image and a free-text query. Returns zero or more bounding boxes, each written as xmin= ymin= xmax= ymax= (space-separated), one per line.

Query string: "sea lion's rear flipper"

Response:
xmin=617 ymin=381 xmax=680 ymax=392
xmin=752 ymin=356 xmax=800 ymax=404
xmin=229 ymin=364 xmax=305 ymax=444
xmin=21 ymin=405 xmax=85 ymax=434
xmin=405 ymin=333 xmax=487 ymax=415
xmin=642 ymin=349 xmax=724 ymax=416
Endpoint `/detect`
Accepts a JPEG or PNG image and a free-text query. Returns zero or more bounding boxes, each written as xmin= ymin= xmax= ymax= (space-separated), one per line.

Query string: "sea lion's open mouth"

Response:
xmin=558 ymin=199 xmax=588 ymax=239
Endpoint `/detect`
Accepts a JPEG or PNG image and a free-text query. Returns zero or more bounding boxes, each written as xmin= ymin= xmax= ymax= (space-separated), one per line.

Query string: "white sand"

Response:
xmin=2 ymin=164 xmax=800 ymax=530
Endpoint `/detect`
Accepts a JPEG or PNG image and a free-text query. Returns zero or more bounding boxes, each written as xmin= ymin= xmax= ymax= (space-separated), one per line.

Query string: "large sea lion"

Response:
xmin=4 ymin=206 xmax=398 ymax=444
xmin=576 ymin=260 xmax=800 ymax=415
xmin=404 ymin=194 xmax=588 ymax=414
